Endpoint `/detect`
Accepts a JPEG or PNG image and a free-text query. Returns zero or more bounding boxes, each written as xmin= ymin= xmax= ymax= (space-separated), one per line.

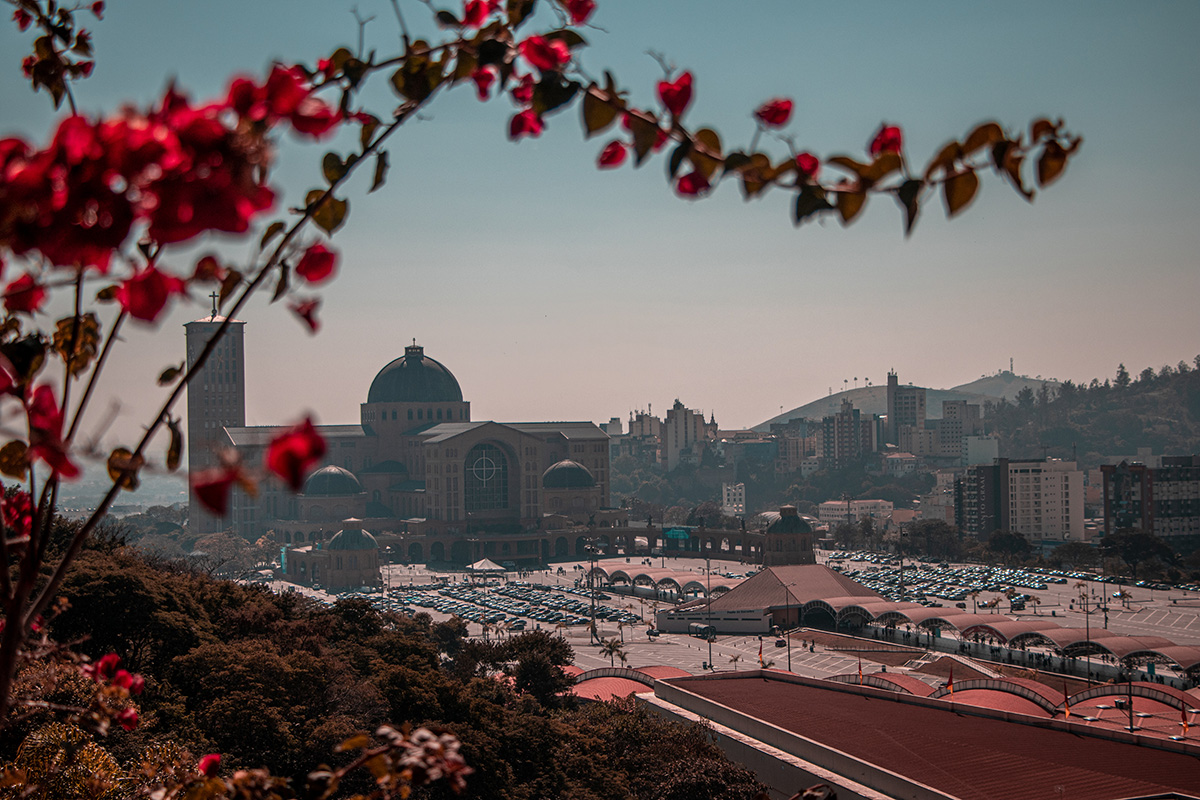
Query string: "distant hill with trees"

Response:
xmin=755 ymin=371 xmax=1059 ymax=430
xmin=985 ymin=357 xmax=1200 ymax=465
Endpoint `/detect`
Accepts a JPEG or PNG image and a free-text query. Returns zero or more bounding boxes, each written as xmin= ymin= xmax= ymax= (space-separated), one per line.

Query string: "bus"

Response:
xmin=688 ymin=623 xmax=716 ymax=641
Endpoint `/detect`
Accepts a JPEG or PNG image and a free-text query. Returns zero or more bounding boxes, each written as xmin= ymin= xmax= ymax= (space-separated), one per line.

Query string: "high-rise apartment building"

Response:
xmin=662 ymin=399 xmax=710 ymax=471
xmin=885 ymin=371 xmax=926 ymax=445
xmin=1101 ymin=456 xmax=1200 ymax=543
xmin=957 ymin=458 xmax=1084 ymax=543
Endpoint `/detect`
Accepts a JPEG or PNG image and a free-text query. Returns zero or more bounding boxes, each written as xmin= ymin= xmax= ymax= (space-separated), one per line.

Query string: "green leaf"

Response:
xmin=306 ymin=189 xmax=349 ymax=235
xmin=943 ymin=170 xmax=979 ymax=217
xmin=219 ymin=270 xmax=243 ymax=308
xmin=329 ymin=47 xmax=354 ymax=73
xmin=962 ymin=121 xmax=1004 ymax=156
xmin=157 ymin=363 xmax=184 ymax=386
xmin=896 ymin=179 xmax=922 ymax=236
xmin=687 ymin=128 xmax=722 ymax=180
xmin=582 ymin=85 xmax=620 ymax=138
xmin=358 ymin=114 xmax=381 ymax=150
xmin=260 ymin=221 xmax=286 ymax=250
xmin=628 ymin=113 xmax=660 ymax=167
xmin=924 ymin=140 xmax=961 ymax=181
xmin=107 ymin=448 xmax=142 ymax=491
xmin=369 ymin=151 xmax=389 ymax=193
xmin=322 ymin=152 xmax=347 ymax=185
xmin=436 ymin=10 xmax=460 ymax=26
xmin=1036 ymin=141 xmax=1067 ymax=187
xmin=837 ymin=190 xmax=867 ymax=225
xmin=532 ymin=76 xmax=579 ymax=116
xmin=166 ymin=417 xmax=183 ymax=472
xmin=667 ymin=141 xmax=691 ymax=180
xmin=0 ymin=441 xmax=29 ymax=480
xmin=991 ymin=141 xmax=1033 ymax=200
xmin=544 ymin=29 xmax=587 ymax=49
xmin=271 ymin=259 xmax=290 ymax=303
xmin=739 ymin=153 xmax=772 ymax=199
xmin=506 ymin=0 xmax=536 ymax=27
xmin=793 ymin=185 xmax=832 ymax=226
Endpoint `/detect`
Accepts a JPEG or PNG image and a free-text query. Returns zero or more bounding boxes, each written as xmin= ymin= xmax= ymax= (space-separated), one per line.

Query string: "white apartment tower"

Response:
xmin=1006 ymin=459 xmax=1084 ymax=542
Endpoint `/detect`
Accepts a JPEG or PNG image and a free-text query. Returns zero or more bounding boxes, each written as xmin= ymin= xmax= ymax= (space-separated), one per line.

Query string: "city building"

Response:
xmin=817 ymin=499 xmax=894 ymax=526
xmin=885 ymin=371 xmax=926 ymax=445
xmin=185 ymin=308 xmax=246 ymax=536
xmin=721 ymin=482 xmax=745 ymax=517
xmin=187 ymin=334 xmax=619 ymax=569
xmin=1101 ymin=456 xmax=1200 ymax=546
xmin=957 ymin=458 xmax=1085 ymax=544
xmin=818 ymin=399 xmax=880 ymax=468
xmin=661 ymin=400 xmax=713 ymax=471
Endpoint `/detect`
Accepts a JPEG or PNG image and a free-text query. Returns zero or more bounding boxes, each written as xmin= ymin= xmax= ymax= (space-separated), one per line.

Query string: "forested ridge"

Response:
xmin=987 ymin=358 xmax=1200 ymax=465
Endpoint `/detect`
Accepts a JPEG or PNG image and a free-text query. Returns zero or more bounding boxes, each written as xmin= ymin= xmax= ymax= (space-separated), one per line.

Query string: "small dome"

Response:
xmin=303 ymin=465 xmax=363 ymax=497
xmin=764 ymin=505 xmax=813 ymax=535
xmin=542 ymin=459 xmax=596 ymax=489
xmin=367 ymin=343 xmax=463 ymax=404
xmin=327 ymin=519 xmax=379 ymax=551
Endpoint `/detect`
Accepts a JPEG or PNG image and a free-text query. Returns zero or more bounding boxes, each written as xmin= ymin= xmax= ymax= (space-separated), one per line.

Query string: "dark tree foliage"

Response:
xmin=1100 ymin=529 xmax=1176 ymax=580
xmin=32 ymin=548 xmax=766 ymax=799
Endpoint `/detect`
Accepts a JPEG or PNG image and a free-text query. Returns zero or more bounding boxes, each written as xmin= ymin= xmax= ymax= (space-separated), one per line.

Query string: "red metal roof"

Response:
xmin=571 ymin=676 xmax=648 ymax=701
xmin=665 ymin=674 xmax=1200 ymax=800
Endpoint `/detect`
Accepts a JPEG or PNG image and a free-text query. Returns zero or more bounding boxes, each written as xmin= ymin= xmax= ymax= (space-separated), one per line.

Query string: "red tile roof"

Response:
xmin=664 ymin=674 xmax=1200 ymax=800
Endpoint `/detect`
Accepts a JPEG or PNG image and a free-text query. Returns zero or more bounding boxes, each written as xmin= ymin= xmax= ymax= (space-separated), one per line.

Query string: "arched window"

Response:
xmin=464 ymin=443 xmax=509 ymax=512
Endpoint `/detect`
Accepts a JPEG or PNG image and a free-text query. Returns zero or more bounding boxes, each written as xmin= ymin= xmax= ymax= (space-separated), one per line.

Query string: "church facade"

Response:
xmin=186 ymin=329 xmax=624 ymax=567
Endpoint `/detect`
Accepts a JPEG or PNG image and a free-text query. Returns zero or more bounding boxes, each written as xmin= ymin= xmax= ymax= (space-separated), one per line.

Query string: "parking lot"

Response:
xmin=260 ymin=550 xmax=1200 ymax=679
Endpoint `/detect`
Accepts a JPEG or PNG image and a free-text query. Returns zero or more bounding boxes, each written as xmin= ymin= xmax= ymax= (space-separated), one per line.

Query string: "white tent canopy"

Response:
xmin=467 ymin=558 xmax=505 ymax=572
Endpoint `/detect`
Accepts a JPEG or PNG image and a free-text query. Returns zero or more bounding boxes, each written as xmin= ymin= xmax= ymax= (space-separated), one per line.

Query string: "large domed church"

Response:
xmin=185 ymin=320 xmax=622 ymax=576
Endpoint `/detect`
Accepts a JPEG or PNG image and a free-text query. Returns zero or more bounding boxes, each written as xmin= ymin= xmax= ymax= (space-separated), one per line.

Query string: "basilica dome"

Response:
xmin=303 ymin=465 xmax=363 ymax=496
xmin=762 ymin=505 xmax=814 ymax=534
xmin=542 ymin=459 xmax=596 ymax=489
xmin=367 ymin=343 xmax=463 ymax=404
xmin=326 ymin=520 xmax=379 ymax=551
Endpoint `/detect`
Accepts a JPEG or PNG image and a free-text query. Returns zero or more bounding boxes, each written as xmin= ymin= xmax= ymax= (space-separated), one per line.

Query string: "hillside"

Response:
xmin=753 ymin=372 xmax=1057 ymax=431
xmin=990 ymin=361 xmax=1200 ymax=464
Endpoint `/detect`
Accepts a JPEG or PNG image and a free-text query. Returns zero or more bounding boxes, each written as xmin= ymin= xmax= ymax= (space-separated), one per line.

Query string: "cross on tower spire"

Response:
xmin=209 ymin=291 xmax=219 ymax=318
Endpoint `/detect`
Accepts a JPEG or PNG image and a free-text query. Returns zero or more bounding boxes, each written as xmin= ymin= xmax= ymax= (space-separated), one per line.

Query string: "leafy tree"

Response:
xmin=987 ymin=530 xmax=1031 ymax=564
xmin=1115 ymin=363 xmax=1132 ymax=388
xmin=1099 ymin=529 xmax=1175 ymax=580
xmin=1049 ymin=540 xmax=1097 ymax=569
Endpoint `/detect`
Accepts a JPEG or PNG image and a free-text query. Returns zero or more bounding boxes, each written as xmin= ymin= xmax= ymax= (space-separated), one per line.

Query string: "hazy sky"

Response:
xmin=3 ymin=1 xmax=1199 ymax=462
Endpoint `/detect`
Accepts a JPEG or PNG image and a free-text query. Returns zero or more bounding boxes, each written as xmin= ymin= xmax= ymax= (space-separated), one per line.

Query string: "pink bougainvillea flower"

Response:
xmin=869 ymin=124 xmax=903 ymax=156
xmin=508 ymin=109 xmax=544 ymax=140
xmin=510 ymin=74 xmax=534 ymax=105
xmin=675 ymin=171 xmax=710 ymax=198
xmin=190 ymin=466 xmax=241 ymax=516
xmin=462 ymin=0 xmax=488 ymax=28
xmin=26 ymin=385 xmax=79 ymax=478
xmin=93 ymin=653 xmax=121 ymax=681
xmin=597 ymin=140 xmax=627 ymax=169
xmin=265 ymin=417 xmax=326 ymax=491
xmin=91 ymin=1 xmax=105 ymax=19
xmin=128 ymin=673 xmax=145 ymax=694
xmin=289 ymin=96 xmax=340 ymax=138
xmin=795 ymin=151 xmax=820 ymax=182
xmin=198 ymin=754 xmax=221 ymax=777
xmin=13 ymin=9 xmax=32 ymax=31
xmin=471 ymin=66 xmax=497 ymax=101
xmin=518 ymin=36 xmax=570 ymax=72
xmin=0 ymin=489 xmax=32 ymax=541
xmin=115 ymin=265 xmax=186 ymax=322
xmin=295 ymin=241 xmax=338 ymax=284
xmin=657 ymin=71 xmax=693 ymax=118
xmin=112 ymin=669 xmax=134 ymax=689
xmin=565 ymin=0 xmax=595 ymax=25
xmin=289 ymin=298 xmax=320 ymax=333
xmin=754 ymin=98 xmax=793 ymax=128
xmin=116 ymin=708 xmax=138 ymax=731
xmin=4 ymin=274 xmax=46 ymax=315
